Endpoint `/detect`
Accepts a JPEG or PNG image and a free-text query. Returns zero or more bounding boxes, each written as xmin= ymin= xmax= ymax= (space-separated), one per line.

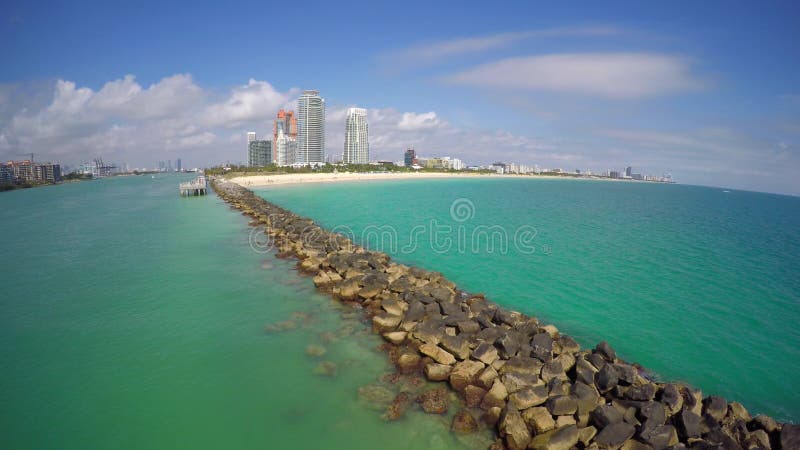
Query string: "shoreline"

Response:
xmin=226 ymin=172 xmax=650 ymax=188
xmin=211 ymin=177 xmax=795 ymax=449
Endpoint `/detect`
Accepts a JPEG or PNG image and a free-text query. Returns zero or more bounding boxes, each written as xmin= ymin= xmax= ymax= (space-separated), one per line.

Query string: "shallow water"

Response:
xmin=258 ymin=177 xmax=800 ymax=422
xmin=0 ymin=175 xmax=491 ymax=449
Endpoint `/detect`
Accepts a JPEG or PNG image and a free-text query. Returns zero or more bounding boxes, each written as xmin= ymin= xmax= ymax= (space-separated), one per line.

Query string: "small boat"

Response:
xmin=723 ymin=190 xmax=730 ymax=193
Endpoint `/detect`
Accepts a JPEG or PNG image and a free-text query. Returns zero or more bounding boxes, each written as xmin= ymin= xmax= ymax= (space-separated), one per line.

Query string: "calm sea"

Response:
xmin=259 ymin=177 xmax=800 ymax=422
xmin=0 ymin=175 xmax=489 ymax=449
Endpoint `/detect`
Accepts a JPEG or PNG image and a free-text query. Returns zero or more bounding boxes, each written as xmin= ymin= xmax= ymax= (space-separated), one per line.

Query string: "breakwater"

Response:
xmin=212 ymin=178 xmax=797 ymax=450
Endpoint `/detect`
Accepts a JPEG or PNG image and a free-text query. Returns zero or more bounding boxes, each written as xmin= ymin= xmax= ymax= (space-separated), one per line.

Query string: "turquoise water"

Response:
xmin=259 ymin=177 xmax=800 ymax=422
xmin=0 ymin=176 xmax=491 ymax=449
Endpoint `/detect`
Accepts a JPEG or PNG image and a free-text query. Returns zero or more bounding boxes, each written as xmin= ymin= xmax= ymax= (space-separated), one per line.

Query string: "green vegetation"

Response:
xmin=63 ymin=172 xmax=93 ymax=181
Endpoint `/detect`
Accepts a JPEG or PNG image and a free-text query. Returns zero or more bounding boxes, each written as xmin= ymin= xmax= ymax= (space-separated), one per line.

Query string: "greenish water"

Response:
xmin=0 ymin=176 xmax=490 ymax=449
xmin=258 ymin=177 xmax=800 ymax=422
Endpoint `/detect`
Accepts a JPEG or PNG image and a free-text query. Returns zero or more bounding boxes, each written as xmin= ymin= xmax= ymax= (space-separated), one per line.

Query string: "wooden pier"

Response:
xmin=179 ymin=175 xmax=208 ymax=196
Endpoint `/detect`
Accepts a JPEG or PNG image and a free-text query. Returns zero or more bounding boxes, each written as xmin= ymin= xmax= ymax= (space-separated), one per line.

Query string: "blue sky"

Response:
xmin=1 ymin=0 xmax=799 ymax=195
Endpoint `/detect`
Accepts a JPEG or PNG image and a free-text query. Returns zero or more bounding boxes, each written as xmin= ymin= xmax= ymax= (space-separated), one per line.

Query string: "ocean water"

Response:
xmin=0 ymin=175 xmax=491 ymax=449
xmin=258 ymin=177 xmax=800 ymax=422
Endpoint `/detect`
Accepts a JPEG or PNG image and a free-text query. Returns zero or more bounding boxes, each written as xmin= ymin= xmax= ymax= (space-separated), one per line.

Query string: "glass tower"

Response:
xmin=343 ymin=107 xmax=369 ymax=164
xmin=297 ymin=90 xmax=325 ymax=165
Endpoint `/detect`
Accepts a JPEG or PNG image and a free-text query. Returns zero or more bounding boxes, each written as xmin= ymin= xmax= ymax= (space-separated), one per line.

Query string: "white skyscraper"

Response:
xmin=343 ymin=107 xmax=369 ymax=164
xmin=297 ymin=90 xmax=325 ymax=165
xmin=274 ymin=128 xmax=297 ymax=167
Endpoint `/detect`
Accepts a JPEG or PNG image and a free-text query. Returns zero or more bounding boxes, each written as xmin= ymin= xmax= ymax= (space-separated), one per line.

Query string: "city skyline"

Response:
xmin=1 ymin=1 xmax=799 ymax=195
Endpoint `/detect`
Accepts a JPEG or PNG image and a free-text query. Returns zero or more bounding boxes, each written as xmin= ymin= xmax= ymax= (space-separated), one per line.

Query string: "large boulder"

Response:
xmin=523 ymin=406 xmax=556 ymax=433
xmin=528 ymin=425 xmax=579 ymax=450
xmin=659 ymin=384 xmax=683 ymax=415
xmin=481 ymin=379 xmax=509 ymax=410
xmin=639 ymin=424 xmax=679 ymax=449
xmin=675 ymin=409 xmax=701 ymax=439
xmin=595 ymin=363 xmax=620 ymax=393
xmin=372 ymin=313 xmax=402 ymax=332
xmin=472 ymin=342 xmax=500 ymax=365
xmin=592 ymin=404 xmax=624 ymax=429
xmin=440 ymin=334 xmax=471 ymax=360
xmin=546 ymin=395 xmax=578 ymax=416
xmin=419 ymin=343 xmax=456 ymax=365
xmin=424 ymin=363 xmax=452 ymax=381
xmin=595 ymin=341 xmax=617 ymax=362
xmin=531 ymin=332 xmax=554 ymax=362
xmin=449 ymin=360 xmax=485 ymax=392
xmin=595 ymin=422 xmax=636 ymax=448
xmin=782 ymin=424 xmax=800 ymax=450
xmin=509 ymin=384 xmax=549 ymax=410
xmin=702 ymin=396 xmax=728 ymax=422
xmin=499 ymin=407 xmax=531 ymax=450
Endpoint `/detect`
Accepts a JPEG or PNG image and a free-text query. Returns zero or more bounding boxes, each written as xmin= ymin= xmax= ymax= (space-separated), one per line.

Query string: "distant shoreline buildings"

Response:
xmin=343 ymin=107 xmax=369 ymax=164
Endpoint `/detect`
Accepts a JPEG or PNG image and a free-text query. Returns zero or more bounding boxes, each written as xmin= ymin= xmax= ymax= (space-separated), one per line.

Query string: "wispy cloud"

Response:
xmin=444 ymin=53 xmax=705 ymax=99
xmin=378 ymin=26 xmax=622 ymax=68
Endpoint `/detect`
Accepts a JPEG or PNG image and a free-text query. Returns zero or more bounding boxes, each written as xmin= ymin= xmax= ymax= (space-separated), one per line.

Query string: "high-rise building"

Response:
xmin=343 ymin=107 xmax=369 ymax=164
xmin=625 ymin=166 xmax=632 ymax=177
xmin=274 ymin=110 xmax=297 ymax=142
xmin=297 ymin=90 xmax=325 ymax=165
xmin=274 ymin=128 xmax=297 ymax=166
xmin=404 ymin=147 xmax=416 ymax=167
xmin=249 ymin=140 xmax=272 ymax=167
xmin=176 ymin=158 xmax=182 ymax=172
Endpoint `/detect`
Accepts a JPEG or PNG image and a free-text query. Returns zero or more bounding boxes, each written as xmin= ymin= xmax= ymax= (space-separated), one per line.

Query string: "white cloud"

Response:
xmin=380 ymin=26 xmax=622 ymax=67
xmin=445 ymin=53 xmax=705 ymax=99
xmin=397 ymin=112 xmax=442 ymax=130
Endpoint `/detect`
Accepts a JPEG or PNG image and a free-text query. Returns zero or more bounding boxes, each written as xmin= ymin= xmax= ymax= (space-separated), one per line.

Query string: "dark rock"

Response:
xmin=495 ymin=308 xmax=524 ymax=327
xmin=531 ymin=332 xmax=554 ymax=362
xmin=541 ymin=360 xmax=567 ymax=382
xmin=457 ymin=319 xmax=481 ymax=334
xmin=575 ymin=357 xmax=600 ymax=386
xmin=752 ymin=414 xmax=778 ymax=433
xmin=572 ymin=381 xmax=601 ymax=415
xmin=596 ymin=363 xmax=620 ymax=393
xmin=614 ymin=363 xmax=637 ymax=386
xmin=417 ymin=387 xmax=449 ymax=414
xmin=509 ymin=384 xmax=549 ymax=409
xmin=596 ymin=340 xmax=617 ymax=362
xmin=588 ymin=352 xmax=608 ymax=371
xmin=659 ymin=384 xmax=683 ymax=415
xmin=404 ymin=300 xmax=426 ymax=322
xmin=626 ymin=383 xmax=657 ymax=401
xmin=481 ymin=379 xmax=509 ymax=410
xmin=704 ymin=428 xmax=743 ymax=450
xmin=440 ymin=334 xmax=470 ymax=360
xmin=558 ymin=335 xmax=581 ymax=354
xmin=501 ymin=355 xmax=544 ymax=378
xmin=703 ymin=396 xmax=728 ymax=422
xmin=498 ymin=330 xmax=526 ymax=358
xmin=595 ymin=422 xmax=636 ymax=448
xmin=472 ymin=341 xmax=500 ymax=365
xmin=439 ymin=300 xmax=462 ymax=317
xmin=501 ymin=373 xmax=540 ymax=393
xmin=676 ymin=409 xmax=702 ymax=439
xmin=592 ymin=404 xmax=624 ymax=429
xmin=638 ymin=401 xmax=667 ymax=434
xmin=476 ymin=326 xmax=504 ymax=343
xmin=640 ymin=424 xmax=679 ymax=450
xmin=546 ymin=395 xmax=578 ymax=416
xmin=451 ymin=409 xmax=479 ymax=433
xmin=782 ymin=424 xmax=800 ymax=450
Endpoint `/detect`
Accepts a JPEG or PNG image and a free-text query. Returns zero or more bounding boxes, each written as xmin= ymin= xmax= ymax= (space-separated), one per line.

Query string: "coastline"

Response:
xmin=211 ymin=177 xmax=795 ymax=449
xmin=226 ymin=172 xmax=640 ymax=188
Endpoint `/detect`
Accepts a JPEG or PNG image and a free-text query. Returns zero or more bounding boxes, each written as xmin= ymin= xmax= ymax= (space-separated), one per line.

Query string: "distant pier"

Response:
xmin=179 ymin=175 xmax=207 ymax=196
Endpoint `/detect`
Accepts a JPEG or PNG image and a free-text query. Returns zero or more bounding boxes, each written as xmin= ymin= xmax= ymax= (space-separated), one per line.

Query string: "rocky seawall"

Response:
xmin=212 ymin=178 xmax=797 ymax=450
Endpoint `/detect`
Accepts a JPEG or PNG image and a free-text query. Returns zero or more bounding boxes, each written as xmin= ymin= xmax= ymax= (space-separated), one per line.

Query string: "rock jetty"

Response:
xmin=212 ymin=178 xmax=796 ymax=450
